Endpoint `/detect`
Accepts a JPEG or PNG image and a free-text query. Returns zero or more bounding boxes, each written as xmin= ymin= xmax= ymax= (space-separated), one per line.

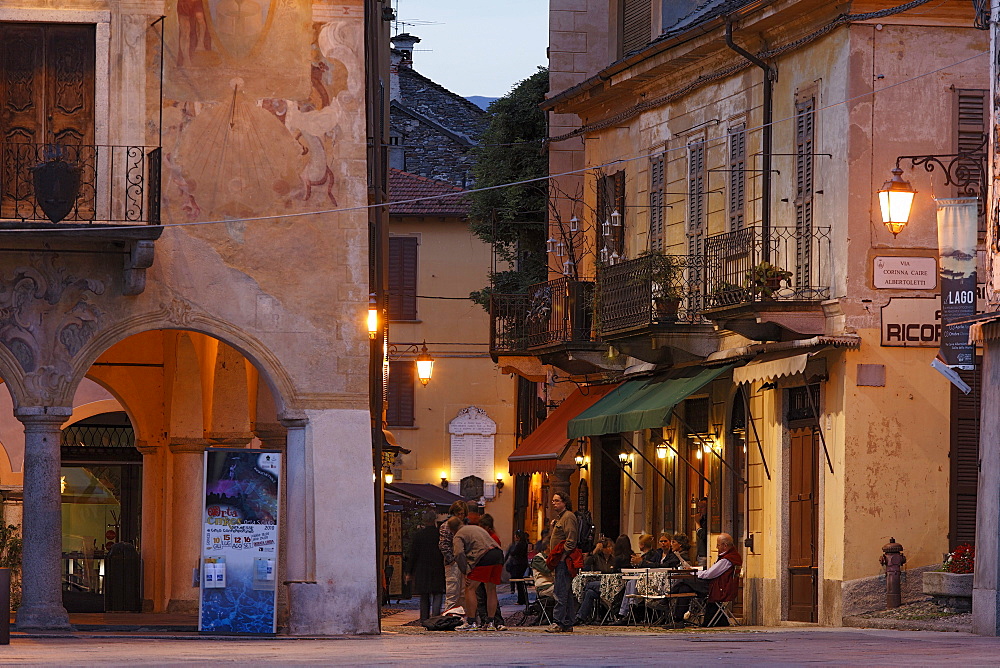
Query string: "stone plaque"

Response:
xmin=449 ymin=407 xmax=496 ymax=495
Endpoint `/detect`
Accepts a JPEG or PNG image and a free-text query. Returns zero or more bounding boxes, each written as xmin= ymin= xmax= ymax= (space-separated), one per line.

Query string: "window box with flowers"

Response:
xmin=922 ymin=544 xmax=974 ymax=613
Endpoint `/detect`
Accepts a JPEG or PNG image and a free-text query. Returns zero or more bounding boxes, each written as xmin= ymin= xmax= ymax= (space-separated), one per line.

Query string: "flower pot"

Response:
xmin=653 ymin=297 xmax=681 ymax=319
xmin=923 ymin=571 xmax=973 ymax=612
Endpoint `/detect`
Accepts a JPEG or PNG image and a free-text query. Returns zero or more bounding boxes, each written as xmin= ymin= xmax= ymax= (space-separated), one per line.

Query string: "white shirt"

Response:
xmin=697 ymin=554 xmax=734 ymax=579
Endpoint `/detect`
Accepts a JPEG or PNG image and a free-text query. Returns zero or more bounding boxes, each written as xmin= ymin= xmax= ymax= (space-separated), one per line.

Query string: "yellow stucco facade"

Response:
xmin=523 ymin=0 xmax=988 ymax=625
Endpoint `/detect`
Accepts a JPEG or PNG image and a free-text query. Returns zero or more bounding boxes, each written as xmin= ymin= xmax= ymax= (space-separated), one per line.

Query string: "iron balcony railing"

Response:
xmin=490 ymin=278 xmax=595 ymax=354
xmin=704 ymin=225 xmax=832 ymax=308
xmin=1 ymin=142 xmax=161 ymax=224
xmin=598 ymin=253 xmax=708 ymax=336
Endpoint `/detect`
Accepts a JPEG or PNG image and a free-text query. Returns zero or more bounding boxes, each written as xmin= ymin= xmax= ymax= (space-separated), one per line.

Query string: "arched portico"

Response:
xmin=5 ymin=312 xmax=326 ymax=631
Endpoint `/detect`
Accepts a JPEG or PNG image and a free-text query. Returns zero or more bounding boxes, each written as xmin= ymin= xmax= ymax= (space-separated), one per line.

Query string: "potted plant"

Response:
xmin=747 ymin=261 xmax=792 ymax=300
xmin=709 ymin=281 xmax=748 ymax=307
xmin=640 ymin=251 xmax=683 ymax=318
xmin=0 ymin=522 xmax=22 ymax=611
xmin=923 ymin=544 xmax=974 ymax=613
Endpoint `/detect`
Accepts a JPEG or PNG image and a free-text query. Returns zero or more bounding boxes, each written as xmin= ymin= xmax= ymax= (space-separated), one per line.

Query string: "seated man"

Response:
xmin=529 ymin=548 xmax=555 ymax=600
xmin=572 ymin=538 xmax=617 ymax=625
xmin=670 ymin=533 xmax=742 ymax=623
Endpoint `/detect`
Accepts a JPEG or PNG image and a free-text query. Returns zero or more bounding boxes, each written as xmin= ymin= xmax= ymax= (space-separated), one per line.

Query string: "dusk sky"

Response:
xmin=391 ymin=0 xmax=549 ymax=98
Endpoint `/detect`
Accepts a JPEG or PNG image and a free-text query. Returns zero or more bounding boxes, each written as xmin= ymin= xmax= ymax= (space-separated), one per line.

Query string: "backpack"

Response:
xmin=421 ymin=614 xmax=464 ymax=631
xmin=575 ymin=509 xmax=595 ymax=553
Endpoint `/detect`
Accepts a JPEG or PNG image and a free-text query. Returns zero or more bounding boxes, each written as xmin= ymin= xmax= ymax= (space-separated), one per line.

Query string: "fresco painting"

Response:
xmin=162 ymin=4 xmax=364 ymax=221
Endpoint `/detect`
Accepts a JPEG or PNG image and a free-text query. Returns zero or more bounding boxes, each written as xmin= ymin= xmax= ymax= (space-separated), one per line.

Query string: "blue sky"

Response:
xmin=391 ymin=0 xmax=549 ymax=98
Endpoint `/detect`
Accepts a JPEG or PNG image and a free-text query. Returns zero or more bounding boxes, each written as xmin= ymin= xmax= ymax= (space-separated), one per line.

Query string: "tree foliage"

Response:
xmin=468 ymin=68 xmax=549 ymax=307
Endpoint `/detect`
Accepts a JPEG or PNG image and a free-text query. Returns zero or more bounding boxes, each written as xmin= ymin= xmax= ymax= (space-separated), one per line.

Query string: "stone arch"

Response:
xmin=63 ymin=311 xmax=297 ymax=419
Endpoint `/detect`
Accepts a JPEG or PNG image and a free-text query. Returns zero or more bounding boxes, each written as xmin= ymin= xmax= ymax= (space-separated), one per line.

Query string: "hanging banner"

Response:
xmin=936 ymin=198 xmax=978 ymax=369
xmin=200 ymin=449 xmax=282 ymax=634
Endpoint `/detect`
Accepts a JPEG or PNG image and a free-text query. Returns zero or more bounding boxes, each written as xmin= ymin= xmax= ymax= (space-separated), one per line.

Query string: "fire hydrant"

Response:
xmin=879 ymin=537 xmax=906 ymax=609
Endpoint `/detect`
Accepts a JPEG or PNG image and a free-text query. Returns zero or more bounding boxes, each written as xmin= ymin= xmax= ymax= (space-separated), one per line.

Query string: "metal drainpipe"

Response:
xmin=725 ymin=19 xmax=775 ymax=263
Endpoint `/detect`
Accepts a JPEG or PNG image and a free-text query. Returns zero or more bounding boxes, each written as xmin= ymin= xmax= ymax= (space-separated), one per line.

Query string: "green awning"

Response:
xmin=567 ymin=364 xmax=736 ymax=438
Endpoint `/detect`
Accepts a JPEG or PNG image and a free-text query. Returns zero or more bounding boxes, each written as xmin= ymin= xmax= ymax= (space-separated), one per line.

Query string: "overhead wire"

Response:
xmin=0 ymin=31 xmax=987 ymax=235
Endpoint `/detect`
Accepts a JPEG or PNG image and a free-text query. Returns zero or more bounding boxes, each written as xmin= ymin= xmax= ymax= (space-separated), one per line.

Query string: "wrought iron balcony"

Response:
xmin=490 ymin=278 xmax=595 ymax=355
xmin=1 ymin=143 xmax=161 ymax=225
xmin=597 ymin=253 xmax=708 ymax=336
xmin=704 ymin=225 xmax=831 ymax=308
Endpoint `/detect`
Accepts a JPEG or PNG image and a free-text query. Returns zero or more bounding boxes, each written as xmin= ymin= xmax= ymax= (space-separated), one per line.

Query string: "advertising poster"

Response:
xmin=200 ymin=449 xmax=281 ymax=634
xmin=936 ymin=198 xmax=978 ymax=369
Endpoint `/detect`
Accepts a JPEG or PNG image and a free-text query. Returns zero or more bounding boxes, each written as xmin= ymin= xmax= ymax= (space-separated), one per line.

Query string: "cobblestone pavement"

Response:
xmin=2 ymin=626 xmax=999 ymax=666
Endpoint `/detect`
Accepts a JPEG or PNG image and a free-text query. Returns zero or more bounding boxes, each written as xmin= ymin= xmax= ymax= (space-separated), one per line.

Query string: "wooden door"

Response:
xmin=0 ymin=23 xmax=95 ymax=219
xmin=788 ymin=426 xmax=818 ymax=622
xmin=0 ymin=23 xmax=95 ymax=144
xmin=950 ymin=363 xmax=981 ymax=549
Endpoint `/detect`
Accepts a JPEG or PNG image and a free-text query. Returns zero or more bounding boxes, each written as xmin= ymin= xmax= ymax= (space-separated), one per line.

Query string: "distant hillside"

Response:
xmin=466 ymin=96 xmax=497 ymax=111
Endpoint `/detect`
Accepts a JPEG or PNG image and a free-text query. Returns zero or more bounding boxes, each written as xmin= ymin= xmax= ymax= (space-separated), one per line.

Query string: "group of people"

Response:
xmin=537 ymin=493 xmax=741 ymax=632
xmin=403 ymin=500 xmax=511 ymax=631
xmin=403 ymin=492 xmax=741 ymax=633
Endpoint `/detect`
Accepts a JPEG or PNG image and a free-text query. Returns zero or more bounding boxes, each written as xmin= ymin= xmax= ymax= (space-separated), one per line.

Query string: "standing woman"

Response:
xmin=505 ymin=530 xmax=530 ymax=605
xmin=404 ymin=509 xmax=446 ymax=621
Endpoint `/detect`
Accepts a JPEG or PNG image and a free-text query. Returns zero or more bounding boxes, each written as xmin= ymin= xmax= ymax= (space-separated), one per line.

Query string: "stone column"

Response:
xmin=550 ymin=466 xmax=574 ymax=506
xmin=15 ymin=406 xmax=72 ymax=631
xmin=167 ymin=438 xmax=209 ymax=614
xmin=973 ymin=342 xmax=1000 ymax=635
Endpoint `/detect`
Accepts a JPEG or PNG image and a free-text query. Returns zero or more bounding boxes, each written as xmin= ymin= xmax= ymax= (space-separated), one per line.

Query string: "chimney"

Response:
xmin=390 ymin=33 xmax=420 ymax=68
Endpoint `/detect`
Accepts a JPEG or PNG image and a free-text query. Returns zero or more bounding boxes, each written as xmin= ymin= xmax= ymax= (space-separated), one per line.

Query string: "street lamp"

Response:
xmin=387 ymin=341 xmax=435 ymax=386
xmin=878 ymin=136 xmax=986 ymax=237
xmin=877 ymin=167 xmax=916 ymax=237
xmin=415 ymin=342 xmax=434 ymax=386
xmin=618 ymin=451 xmax=632 ymax=469
xmin=367 ymin=293 xmax=379 ymax=339
xmin=574 ymin=445 xmax=588 ymax=470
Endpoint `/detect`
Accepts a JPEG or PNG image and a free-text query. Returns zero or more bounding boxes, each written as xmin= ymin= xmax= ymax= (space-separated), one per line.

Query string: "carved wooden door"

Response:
xmin=787 ymin=426 xmax=818 ymax=622
xmin=0 ymin=23 xmax=95 ymax=219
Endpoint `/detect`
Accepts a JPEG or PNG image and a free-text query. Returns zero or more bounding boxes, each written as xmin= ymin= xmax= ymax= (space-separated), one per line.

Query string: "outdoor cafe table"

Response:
xmin=571 ymin=571 xmax=624 ymax=604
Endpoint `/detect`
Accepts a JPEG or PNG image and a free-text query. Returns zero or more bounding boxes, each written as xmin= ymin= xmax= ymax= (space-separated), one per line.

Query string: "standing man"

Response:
xmin=545 ymin=491 xmax=579 ymax=633
xmin=438 ymin=500 xmax=468 ymax=612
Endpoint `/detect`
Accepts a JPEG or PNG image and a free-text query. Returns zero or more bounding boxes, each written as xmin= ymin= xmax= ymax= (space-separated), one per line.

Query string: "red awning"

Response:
xmin=507 ymin=384 xmax=618 ymax=475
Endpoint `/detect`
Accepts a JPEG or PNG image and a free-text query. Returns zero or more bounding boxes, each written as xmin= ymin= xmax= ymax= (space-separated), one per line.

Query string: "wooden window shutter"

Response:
xmin=649 ymin=153 xmax=665 ymax=251
xmin=386 ymin=361 xmax=415 ymax=427
xmin=954 ymin=88 xmax=987 ymax=234
xmin=388 ymin=236 xmax=417 ymax=320
xmin=621 ymin=0 xmax=651 ymax=56
xmin=728 ymin=125 xmax=746 ymax=230
xmin=950 ymin=363 xmax=980 ymax=549
xmin=687 ymin=142 xmax=705 ymax=255
xmin=794 ymin=97 xmax=815 ymax=287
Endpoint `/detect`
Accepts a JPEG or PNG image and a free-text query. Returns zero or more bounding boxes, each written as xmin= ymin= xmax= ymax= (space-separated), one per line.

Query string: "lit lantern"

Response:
xmin=415 ymin=341 xmax=434 ymax=386
xmin=877 ymin=167 xmax=916 ymax=237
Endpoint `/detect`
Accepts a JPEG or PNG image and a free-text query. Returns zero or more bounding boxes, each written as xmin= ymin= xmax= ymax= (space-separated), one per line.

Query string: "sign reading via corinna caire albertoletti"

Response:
xmin=873 ymin=256 xmax=937 ymax=290
xmin=449 ymin=407 xmax=497 ymax=498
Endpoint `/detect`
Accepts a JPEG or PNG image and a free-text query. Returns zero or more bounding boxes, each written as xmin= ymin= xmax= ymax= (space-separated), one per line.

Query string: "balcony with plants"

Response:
xmin=489 ymin=277 xmax=610 ymax=375
xmin=595 ymin=250 xmax=718 ymax=364
xmin=702 ymin=225 xmax=832 ymax=341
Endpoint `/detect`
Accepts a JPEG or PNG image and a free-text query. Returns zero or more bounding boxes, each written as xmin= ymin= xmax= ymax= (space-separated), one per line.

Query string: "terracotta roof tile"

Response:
xmin=388 ymin=168 xmax=470 ymax=217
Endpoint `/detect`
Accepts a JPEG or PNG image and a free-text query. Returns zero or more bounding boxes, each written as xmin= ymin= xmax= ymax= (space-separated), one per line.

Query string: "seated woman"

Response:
xmin=670 ymin=533 xmax=694 ymax=569
xmin=616 ymin=534 xmax=656 ymax=621
xmin=529 ymin=547 xmax=555 ymax=600
xmin=572 ymin=539 xmax=618 ymax=625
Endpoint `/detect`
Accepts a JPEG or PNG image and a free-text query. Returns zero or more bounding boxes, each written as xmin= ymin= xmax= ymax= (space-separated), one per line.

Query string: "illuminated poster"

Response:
xmin=200 ymin=449 xmax=281 ymax=634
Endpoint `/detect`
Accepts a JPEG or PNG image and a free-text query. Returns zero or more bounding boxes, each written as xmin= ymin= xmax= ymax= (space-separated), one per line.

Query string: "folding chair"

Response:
xmin=704 ymin=567 xmax=741 ymax=627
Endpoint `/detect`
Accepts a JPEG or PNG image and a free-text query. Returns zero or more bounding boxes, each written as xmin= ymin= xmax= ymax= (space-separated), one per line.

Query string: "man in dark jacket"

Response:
xmin=404 ymin=509 xmax=446 ymax=621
